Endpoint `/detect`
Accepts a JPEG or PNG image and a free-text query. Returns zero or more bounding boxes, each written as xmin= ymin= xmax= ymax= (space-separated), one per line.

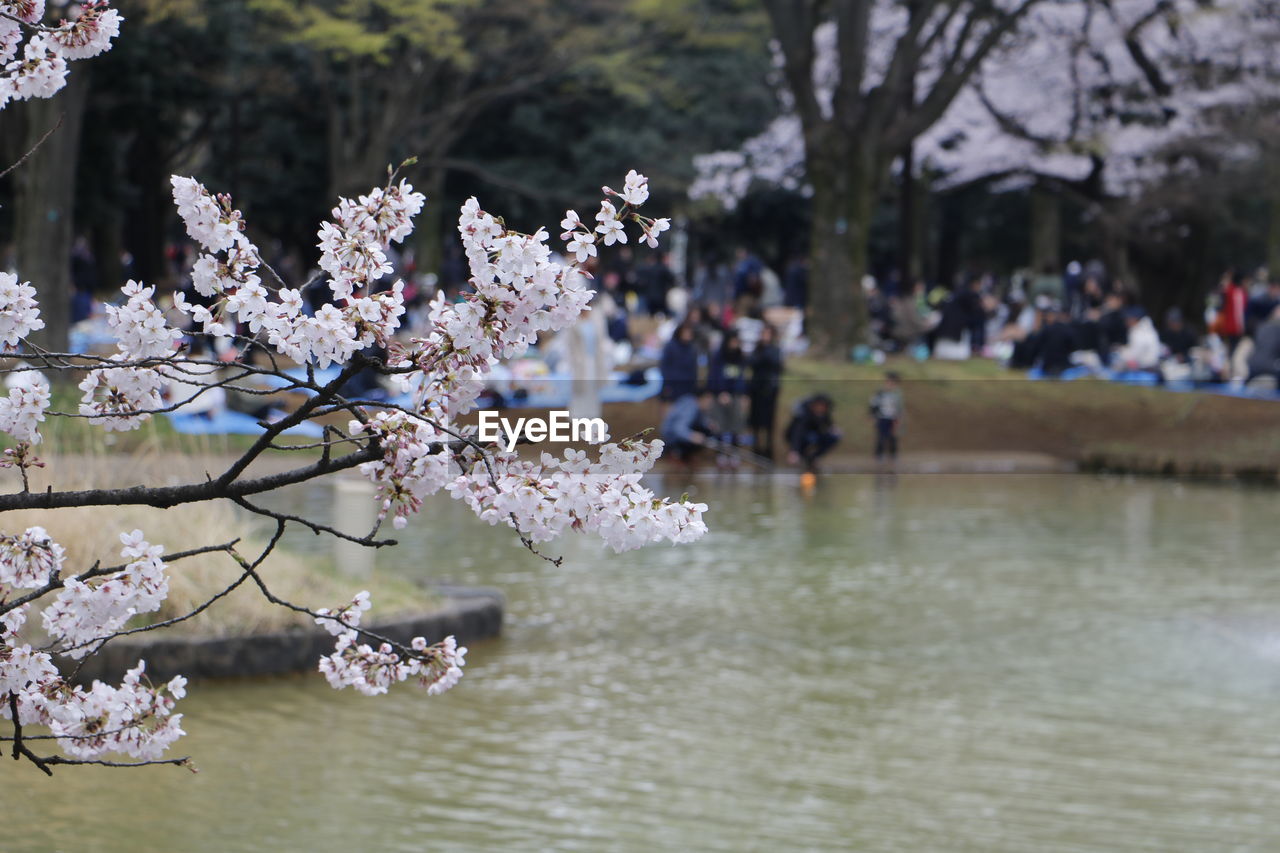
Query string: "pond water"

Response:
xmin=8 ymin=473 xmax=1280 ymax=852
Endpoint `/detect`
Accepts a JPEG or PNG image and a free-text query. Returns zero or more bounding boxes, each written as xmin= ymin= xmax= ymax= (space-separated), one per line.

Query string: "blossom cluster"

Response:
xmin=0 ymin=0 xmax=122 ymax=108
xmin=0 ymin=379 xmax=48 ymax=444
xmin=75 ymin=279 xmax=178 ymax=431
xmin=1 ymin=529 xmax=186 ymax=762
xmin=0 ymin=271 xmax=44 ymax=346
xmin=398 ymin=173 xmax=668 ymax=430
xmin=352 ymin=412 xmax=459 ymax=529
xmin=0 ymin=525 xmax=64 ymax=589
xmin=168 ymin=176 xmax=417 ymax=367
xmin=314 ymin=589 xmax=372 ymax=635
xmin=446 ymin=444 xmax=708 ymax=553
xmin=320 ymin=629 xmax=466 ymax=697
xmin=0 ymin=658 xmax=187 ymax=761
xmin=41 ymin=530 xmax=170 ymax=659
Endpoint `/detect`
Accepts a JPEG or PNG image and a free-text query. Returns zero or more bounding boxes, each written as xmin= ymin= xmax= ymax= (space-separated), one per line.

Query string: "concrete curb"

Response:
xmin=69 ymin=586 xmax=504 ymax=684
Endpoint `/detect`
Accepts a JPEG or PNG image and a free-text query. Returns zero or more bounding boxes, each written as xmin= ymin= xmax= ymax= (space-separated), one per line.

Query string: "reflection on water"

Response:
xmin=8 ymin=474 xmax=1280 ymax=852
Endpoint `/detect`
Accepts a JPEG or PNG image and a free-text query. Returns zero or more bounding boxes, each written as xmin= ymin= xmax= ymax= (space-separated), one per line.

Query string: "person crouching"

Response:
xmin=785 ymin=393 xmax=841 ymax=473
xmin=661 ymin=389 xmax=718 ymax=469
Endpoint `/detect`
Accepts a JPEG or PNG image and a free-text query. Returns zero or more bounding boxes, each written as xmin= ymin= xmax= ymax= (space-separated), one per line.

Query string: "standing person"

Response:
xmin=783 ymin=253 xmax=809 ymax=313
xmin=707 ymin=330 xmax=748 ymax=448
xmin=659 ymin=322 xmax=700 ymax=405
xmin=1097 ymin=291 xmax=1129 ymax=359
xmin=564 ymin=286 xmax=611 ymax=421
xmin=747 ymin=324 xmax=784 ymax=459
xmin=1215 ymin=269 xmax=1247 ymax=355
xmin=868 ymin=372 xmax=904 ymax=464
xmin=961 ymin=277 xmax=988 ymax=355
xmin=732 ymin=248 xmax=763 ymax=302
xmin=692 ymin=257 xmax=732 ymax=317
xmin=69 ymin=236 xmax=98 ymax=325
xmin=637 ymin=252 xmax=675 ymax=317
xmin=1063 ymin=260 xmax=1084 ymax=318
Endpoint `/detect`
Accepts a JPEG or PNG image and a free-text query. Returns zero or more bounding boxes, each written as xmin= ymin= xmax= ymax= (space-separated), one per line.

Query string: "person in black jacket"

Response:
xmin=707 ymin=331 xmax=748 ymax=445
xmin=786 ymin=393 xmax=840 ymax=472
xmin=1098 ymin=291 xmax=1129 ymax=358
xmin=747 ymin=324 xmax=784 ymax=459
xmin=637 ymin=253 xmax=676 ymax=317
xmin=1037 ymin=308 xmax=1078 ymax=376
xmin=659 ymin=323 xmax=700 ymax=404
xmin=1161 ymin=308 xmax=1198 ymax=363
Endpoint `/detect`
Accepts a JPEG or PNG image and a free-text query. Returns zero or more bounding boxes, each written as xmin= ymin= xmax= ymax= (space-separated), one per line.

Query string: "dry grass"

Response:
xmin=7 ymin=446 xmax=438 ymax=639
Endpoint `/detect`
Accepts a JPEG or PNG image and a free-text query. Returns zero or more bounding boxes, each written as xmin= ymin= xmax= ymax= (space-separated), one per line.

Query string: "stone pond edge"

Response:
xmin=70 ymin=586 xmax=504 ymax=684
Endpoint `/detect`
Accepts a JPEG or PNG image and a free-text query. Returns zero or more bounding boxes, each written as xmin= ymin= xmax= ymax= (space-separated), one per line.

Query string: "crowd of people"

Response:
xmin=49 ymin=230 xmax=1280 ymax=473
xmin=864 ymin=261 xmax=1280 ymax=389
xmin=657 ymin=315 xmax=790 ymax=465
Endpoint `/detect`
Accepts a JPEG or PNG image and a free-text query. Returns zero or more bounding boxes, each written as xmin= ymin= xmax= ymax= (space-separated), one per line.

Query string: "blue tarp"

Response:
xmin=1025 ymin=366 xmax=1280 ymax=401
xmin=165 ymin=410 xmax=325 ymax=437
xmin=385 ymin=367 xmax=663 ymax=411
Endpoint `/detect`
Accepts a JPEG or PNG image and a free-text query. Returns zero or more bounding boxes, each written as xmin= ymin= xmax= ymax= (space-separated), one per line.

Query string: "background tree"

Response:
xmin=759 ymin=0 xmax=1037 ymax=354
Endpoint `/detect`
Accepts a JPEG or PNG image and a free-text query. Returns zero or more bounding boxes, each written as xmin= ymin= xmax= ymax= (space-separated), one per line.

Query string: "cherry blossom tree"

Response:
xmin=926 ymin=0 xmax=1280 ymax=282
xmin=695 ymin=0 xmax=1280 ymax=303
xmin=749 ymin=0 xmax=1039 ymax=353
xmin=0 ymin=5 xmax=703 ymax=775
xmin=924 ymin=0 xmax=1280 ymax=192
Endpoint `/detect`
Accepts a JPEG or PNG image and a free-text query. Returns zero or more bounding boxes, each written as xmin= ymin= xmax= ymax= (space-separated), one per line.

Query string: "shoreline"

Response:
xmin=69 ymin=586 xmax=504 ymax=684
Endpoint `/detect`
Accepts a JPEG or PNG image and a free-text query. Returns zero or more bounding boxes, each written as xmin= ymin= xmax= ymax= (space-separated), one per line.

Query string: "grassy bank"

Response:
xmin=599 ymin=358 xmax=1280 ymax=480
xmin=8 ymin=449 xmax=438 ymax=639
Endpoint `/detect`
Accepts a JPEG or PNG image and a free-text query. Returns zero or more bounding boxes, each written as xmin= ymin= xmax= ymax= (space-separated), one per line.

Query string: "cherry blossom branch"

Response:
xmin=0 ymin=446 xmax=381 ymax=513
xmin=230 ymin=495 xmax=396 ymax=549
xmin=0 ymin=161 xmax=703 ymax=773
xmin=0 ymin=540 xmax=241 ymax=618
xmin=0 ymin=114 xmax=63 ymax=181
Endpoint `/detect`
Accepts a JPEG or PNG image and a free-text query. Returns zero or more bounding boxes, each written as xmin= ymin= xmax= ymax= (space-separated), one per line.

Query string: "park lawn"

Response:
xmin=602 ymin=357 xmax=1280 ymax=476
xmin=782 ymin=357 xmax=1280 ymax=474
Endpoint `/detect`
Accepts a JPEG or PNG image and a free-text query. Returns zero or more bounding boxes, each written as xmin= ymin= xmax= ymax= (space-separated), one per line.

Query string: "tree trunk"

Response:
xmin=13 ymin=74 xmax=89 ymax=354
xmin=805 ymin=137 xmax=875 ymax=356
xmin=414 ymin=165 xmax=447 ymax=279
xmin=124 ymin=117 xmax=170 ymax=287
xmin=1268 ymin=150 xmax=1280 ymax=279
xmin=1029 ymin=184 xmax=1060 ymax=274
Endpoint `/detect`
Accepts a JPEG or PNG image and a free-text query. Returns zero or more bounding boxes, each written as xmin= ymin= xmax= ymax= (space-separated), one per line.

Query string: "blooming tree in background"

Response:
xmin=0 ymin=3 xmax=703 ymax=775
xmin=701 ymin=0 xmax=1042 ymax=353
xmin=692 ymin=0 xmax=1280 ymax=306
xmin=926 ymin=0 xmax=1280 ymax=193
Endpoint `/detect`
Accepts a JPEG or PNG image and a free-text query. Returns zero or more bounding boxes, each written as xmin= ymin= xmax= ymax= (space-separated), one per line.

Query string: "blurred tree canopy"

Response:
xmin=1 ymin=0 xmax=774 ymax=346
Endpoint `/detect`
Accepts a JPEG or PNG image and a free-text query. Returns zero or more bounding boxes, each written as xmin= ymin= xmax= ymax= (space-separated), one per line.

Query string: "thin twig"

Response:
xmin=0 ymin=115 xmax=63 ymax=181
